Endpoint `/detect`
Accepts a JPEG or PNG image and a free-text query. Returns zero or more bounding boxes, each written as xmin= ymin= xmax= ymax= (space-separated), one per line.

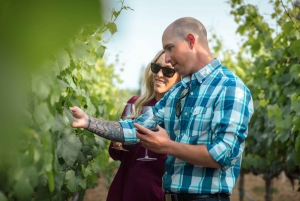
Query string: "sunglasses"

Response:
xmin=151 ymin=63 xmax=176 ymax=78
xmin=176 ymin=86 xmax=191 ymax=118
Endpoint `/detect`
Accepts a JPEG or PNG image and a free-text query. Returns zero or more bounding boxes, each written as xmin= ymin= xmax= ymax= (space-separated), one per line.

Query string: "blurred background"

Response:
xmin=0 ymin=0 xmax=299 ymax=201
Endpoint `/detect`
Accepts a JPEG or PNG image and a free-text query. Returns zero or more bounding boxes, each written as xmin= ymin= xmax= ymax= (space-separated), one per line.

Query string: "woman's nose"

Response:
xmin=157 ymin=69 xmax=164 ymax=77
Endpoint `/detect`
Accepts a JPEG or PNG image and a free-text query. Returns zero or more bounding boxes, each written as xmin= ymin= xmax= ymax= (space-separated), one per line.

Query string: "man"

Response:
xmin=71 ymin=17 xmax=254 ymax=201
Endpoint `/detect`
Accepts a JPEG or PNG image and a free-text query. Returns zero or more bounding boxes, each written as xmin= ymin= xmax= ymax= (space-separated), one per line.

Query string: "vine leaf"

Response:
xmin=289 ymin=39 xmax=300 ymax=57
xmin=106 ymin=22 xmax=117 ymax=35
xmin=296 ymin=136 xmax=300 ymax=151
xmin=65 ymin=170 xmax=86 ymax=192
xmin=55 ymin=48 xmax=70 ymax=72
xmin=57 ymin=133 xmax=82 ymax=166
xmin=0 ymin=192 xmax=7 ymax=201
xmin=96 ymin=45 xmax=106 ymax=58
xmin=293 ymin=148 xmax=300 ymax=165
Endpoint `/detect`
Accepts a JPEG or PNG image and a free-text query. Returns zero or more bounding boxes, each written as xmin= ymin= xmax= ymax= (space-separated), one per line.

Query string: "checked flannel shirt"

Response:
xmin=120 ymin=58 xmax=254 ymax=195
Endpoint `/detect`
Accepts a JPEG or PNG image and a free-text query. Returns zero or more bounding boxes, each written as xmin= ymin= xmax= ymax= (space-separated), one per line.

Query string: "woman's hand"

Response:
xmin=70 ymin=106 xmax=89 ymax=128
xmin=112 ymin=141 xmax=122 ymax=148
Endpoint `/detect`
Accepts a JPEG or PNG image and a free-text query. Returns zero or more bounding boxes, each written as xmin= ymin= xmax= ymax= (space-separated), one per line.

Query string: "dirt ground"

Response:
xmin=82 ymin=171 xmax=300 ymax=201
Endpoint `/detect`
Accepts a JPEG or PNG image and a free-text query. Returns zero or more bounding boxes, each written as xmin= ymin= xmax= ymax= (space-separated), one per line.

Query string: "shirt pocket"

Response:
xmin=189 ymin=106 xmax=212 ymax=137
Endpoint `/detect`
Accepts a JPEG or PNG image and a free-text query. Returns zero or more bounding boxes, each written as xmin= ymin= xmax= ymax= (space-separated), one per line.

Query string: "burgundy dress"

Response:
xmin=106 ymin=96 xmax=166 ymax=201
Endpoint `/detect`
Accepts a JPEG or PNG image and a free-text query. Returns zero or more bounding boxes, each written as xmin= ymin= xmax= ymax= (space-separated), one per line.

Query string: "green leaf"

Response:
xmin=107 ymin=22 xmax=117 ymax=35
xmin=70 ymin=40 xmax=90 ymax=62
xmin=33 ymin=103 xmax=53 ymax=131
xmin=87 ymin=36 xmax=101 ymax=50
xmin=13 ymin=179 xmax=34 ymax=201
xmin=81 ymin=164 xmax=92 ymax=177
xmin=251 ymin=40 xmax=261 ymax=53
xmin=113 ymin=10 xmax=121 ymax=18
xmin=292 ymin=115 xmax=300 ymax=133
xmin=51 ymin=191 xmax=69 ymax=201
xmin=57 ymin=133 xmax=82 ymax=166
xmin=31 ymin=74 xmax=52 ymax=100
xmin=50 ymin=82 xmax=61 ymax=106
xmin=264 ymin=38 xmax=273 ymax=49
xmin=57 ymin=79 xmax=69 ymax=89
xmin=0 ymin=192 xmax=7 ymax=201
xmin=295 ymin=135 xmax=300 ymax=151
xmin=237 ymin=6 xmax=245 ymax=15
xmin=32 ymin=185 xmax=51 ymax=201
xmin=54 ymin=172 xmax=65 ymax=191
xmin=291 ymin=99 xmax=300 ymax=113
xmin=267 ymin=104 xmax=281 ymax=117
xmin=96 ymin=45 xmax=106 ymax=58
xmin=289 ymin=39 xmax=300 ymax=57
xmin=55 ymin=48 xmax=70 ymax=71
xmin=282 ymin=21 xmax=294 ymax=35
xmin=65 ymin=170 xmax=86 ymax=192
xmin=52 ymin=114 xmax=67 ymax=133
xmin=293 ymin=148 xmax=300 ymax=165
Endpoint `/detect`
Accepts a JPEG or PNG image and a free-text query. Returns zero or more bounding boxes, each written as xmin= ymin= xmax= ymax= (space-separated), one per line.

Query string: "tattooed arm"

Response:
xmin=86 ymin=116 xmax=124 ymax=142
xmin=70 ymin=106 xmax=125 ymax=142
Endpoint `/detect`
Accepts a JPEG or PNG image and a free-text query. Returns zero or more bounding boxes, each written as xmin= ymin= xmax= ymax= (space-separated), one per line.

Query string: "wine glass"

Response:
xmin=136 ymin=106 xmax=157 ymax=161
xmin=111 ymin=103 xmax=133 ymax=152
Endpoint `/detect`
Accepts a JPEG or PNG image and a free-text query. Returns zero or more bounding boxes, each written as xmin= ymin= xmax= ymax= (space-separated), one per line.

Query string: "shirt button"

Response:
xmin=185 ymin=112 xmax=187 ymax=115
xmin=191 ymin=92 xmax=193 ymax=95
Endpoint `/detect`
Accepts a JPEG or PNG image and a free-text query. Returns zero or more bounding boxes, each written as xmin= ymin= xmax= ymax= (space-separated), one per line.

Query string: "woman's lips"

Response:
xmin=155 ymin=79 xmax=165 ymax=85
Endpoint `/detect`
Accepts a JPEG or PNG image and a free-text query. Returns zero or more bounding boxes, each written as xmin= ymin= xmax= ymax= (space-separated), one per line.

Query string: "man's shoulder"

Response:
xmin=218 ymin=66 xmax=246 ymax=85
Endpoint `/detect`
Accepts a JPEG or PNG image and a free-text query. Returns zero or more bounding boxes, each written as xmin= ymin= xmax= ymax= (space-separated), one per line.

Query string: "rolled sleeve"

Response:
xmin=208 ymin=79 xmax=253 ymax=170
xmin=119 ymin=120 xmax=138 ymax=145
xmin=207 ymin=140 xmax=242 ymax=170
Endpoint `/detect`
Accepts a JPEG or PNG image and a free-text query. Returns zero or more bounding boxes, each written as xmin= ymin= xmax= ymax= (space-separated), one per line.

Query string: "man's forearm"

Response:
xmin=165 ymin=141 xmax=221 ymax=168
xmin=85 ymin=116 xmax=125 ymax=142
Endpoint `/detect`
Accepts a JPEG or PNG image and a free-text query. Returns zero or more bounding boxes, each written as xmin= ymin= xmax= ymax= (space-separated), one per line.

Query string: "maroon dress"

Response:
xmin=106 ymin=96 xmax=166 ymax=201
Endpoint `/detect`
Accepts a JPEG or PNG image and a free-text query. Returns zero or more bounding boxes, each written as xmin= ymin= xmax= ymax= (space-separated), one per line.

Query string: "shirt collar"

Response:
xmin=181 ymin=58 xmax=222 ymax=88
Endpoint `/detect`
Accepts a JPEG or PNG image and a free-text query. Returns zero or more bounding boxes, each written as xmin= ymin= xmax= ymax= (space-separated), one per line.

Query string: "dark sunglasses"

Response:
xmin=176 ymin=86 xmax=191 ymax=118
xmin=151 ymin=63 xmax=176 ymax=78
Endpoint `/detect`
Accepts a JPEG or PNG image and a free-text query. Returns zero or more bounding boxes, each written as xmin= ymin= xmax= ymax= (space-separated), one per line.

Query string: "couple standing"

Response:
xmin=71 ymin=17 xmax=254 ymax=201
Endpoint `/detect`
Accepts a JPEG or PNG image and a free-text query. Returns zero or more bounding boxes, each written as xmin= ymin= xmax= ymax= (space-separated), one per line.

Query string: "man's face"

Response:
xmin=162 ymin=28 xmax=192 ymax=76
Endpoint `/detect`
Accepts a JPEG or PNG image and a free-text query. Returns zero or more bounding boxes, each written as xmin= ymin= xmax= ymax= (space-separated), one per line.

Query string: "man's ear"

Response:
xmin=186 ymin=34 xmax=195 ymax=49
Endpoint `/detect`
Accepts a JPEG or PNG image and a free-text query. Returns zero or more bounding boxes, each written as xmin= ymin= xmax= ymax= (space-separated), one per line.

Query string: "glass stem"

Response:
xmin=145 ymin=148 xmax=149 ymax=158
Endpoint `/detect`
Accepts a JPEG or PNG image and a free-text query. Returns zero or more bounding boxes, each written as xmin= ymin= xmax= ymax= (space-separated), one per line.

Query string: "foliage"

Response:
xmin=209 ymin=1 xmax=300 ymax=198
xmin=228 ymin=0 xmax=300 ymax=177
xmin=0 ymin=1 xmax=134 ymax=201
xmin=210 ymin=1 xmax=300 ymax=200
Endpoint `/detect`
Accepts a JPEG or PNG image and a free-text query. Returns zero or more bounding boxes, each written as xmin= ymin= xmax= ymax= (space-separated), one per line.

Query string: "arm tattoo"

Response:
xmin=85 ymin=116 xmax=125 ymax=143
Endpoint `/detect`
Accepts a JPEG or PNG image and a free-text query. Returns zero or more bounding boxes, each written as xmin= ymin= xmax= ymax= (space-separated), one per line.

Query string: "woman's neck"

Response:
xmin=155 ymin=93 xmax=164 ymax=101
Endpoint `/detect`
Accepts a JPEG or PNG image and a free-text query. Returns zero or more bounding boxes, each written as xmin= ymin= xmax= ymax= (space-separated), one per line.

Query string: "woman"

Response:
xmin=107 ymin=50 xmax=181 ymax=201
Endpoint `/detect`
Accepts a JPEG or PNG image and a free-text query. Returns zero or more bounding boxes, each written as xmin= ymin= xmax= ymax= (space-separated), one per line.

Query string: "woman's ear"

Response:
xmin=186 ymin=34 xmax=195 ymax=49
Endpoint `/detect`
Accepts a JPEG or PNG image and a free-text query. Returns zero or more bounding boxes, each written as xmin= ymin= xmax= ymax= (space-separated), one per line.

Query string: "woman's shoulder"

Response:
xmin=127 ymin=95 xmax=140 ymax=104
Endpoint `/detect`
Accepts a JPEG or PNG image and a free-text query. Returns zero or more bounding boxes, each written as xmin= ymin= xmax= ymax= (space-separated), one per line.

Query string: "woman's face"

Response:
xmin=152 ymin=53 xmax=180 ymax=99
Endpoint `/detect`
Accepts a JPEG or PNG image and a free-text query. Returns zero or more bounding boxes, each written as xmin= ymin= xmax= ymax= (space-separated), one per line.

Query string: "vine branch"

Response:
xmin=280 ymin=0 xmax=300 ymax=33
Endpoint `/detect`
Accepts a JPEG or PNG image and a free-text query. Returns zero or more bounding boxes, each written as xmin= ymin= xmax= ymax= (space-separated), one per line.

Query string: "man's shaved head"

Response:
xmin=166 ymin=17 xmax=207 ymax=43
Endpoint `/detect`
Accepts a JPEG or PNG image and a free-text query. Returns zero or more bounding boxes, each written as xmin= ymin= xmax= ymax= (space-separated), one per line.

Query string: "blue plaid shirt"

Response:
xmin=120 ymin=58 xmax=254 ymax=195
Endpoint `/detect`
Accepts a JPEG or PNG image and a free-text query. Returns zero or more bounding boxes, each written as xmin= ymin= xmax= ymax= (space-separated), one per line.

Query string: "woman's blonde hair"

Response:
xmin=129 ymin=50 xmax=181 ymax=119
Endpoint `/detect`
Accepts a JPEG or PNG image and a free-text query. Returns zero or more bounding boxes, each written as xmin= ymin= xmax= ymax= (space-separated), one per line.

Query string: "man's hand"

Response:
xmin=134 ymin=123 xmax=172 ymax=154
xmin=70 ymin=106 xmax=89 ymax=128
